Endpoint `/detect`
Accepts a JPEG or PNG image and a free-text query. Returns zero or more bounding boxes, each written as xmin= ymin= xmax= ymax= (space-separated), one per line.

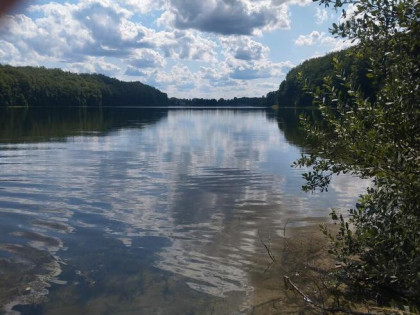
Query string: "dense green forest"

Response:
xmin=169 ymin=96 xmax=268 ymax=107
xmin=0 ymin=49 xmax=383 ymax=110
xmin=1 ymin=54 xmax=376 ymax=110
xmin=0 ymin=64 xmax=274 ymax=108
xmin=0 ymin=65 xmax=168 ymax=107
xmin=269 ymin=48 xmax=377 ymax=108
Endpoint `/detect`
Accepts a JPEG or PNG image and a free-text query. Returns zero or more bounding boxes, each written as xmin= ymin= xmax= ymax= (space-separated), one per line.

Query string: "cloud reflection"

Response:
xmin=0 ymin=109 xmax=369 ymax=310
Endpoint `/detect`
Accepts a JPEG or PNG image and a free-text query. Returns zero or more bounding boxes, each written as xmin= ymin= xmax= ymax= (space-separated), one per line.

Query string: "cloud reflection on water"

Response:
xmin=0 ymin=109 xmax=369 ymax=311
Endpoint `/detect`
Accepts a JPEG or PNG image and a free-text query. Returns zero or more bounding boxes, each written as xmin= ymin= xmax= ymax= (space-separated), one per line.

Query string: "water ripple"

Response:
xmin=0 ymin=109 xmax=370 ymax=313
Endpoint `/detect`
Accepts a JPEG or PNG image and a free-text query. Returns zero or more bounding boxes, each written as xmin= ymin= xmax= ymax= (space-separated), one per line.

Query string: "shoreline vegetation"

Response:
xmin=0 ymin=64 xmax=168 ymax=108
xmin=0 ymin=46 xmax=373 ymax=110
xmin=249 ymin=223 xmax=361 ymax=314
xmin=0 ymin=64 xmax=269 ymax=108
xmin=1 ymin=0 xmax=419 ymax=310
xmin=292 ymin=0 xmax=419 ymax=311
xmin=250 ymin=223 xmax=419 ymax=315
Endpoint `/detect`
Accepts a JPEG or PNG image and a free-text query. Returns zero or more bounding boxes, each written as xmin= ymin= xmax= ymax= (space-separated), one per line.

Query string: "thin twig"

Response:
xmin=283 ymin=219 xmax=289 ymax=252
xmin=258 ymin=230 xmax=276 ymax=263
xmin=283 ymin=219 xmax=289 ymax=238
xmin=263 ymin=260 xmax=275 ymax=274
xmin=283 ymin=276 xmax=371 ymax=315
xmin=251 ymin=297 xmax=284 ymax=312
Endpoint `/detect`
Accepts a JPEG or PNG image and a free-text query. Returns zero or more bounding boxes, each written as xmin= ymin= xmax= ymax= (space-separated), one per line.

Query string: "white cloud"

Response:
xmin=282 ymin=0 xmax=312 ymax=6
xmin=0 ymin=0 xmax=338 ymax=98
xmin=228 ymin=58 xmax=292 ymax=80
xmin=294 ymin=30 xmax=353 ymax=51
xmin=0 ymin=0 xmax=219 ymax=78
xmin=0 ymin=40 xmax=20 ymax=64
xmin=160 ymin=0 xmax=291 ymax=35
xmin=339 ymin=4 xmax=359 ymax=23
xmin=68 ymin=57 xmax=121 ymax=76
xmin=137 ymin=55 xmax=293 ymax=98
xmin=217 ymin=36 xmax=292 ymax=83
xmin=129 ymin=49 xmax=166 ymax=69
xmin=140 ymin=64 xmax=203 ymax=96
xmin=294 ymin=30 xmax=323 ymax=46
xmin=315 ymin=7 xmax=328 ymax=24
xmin=121 ymin=0 xmax=166 ymax=14
xmin=220 ymin=37 xmax=270 ymax=61
xmin=125 ymin=66 xmax=148 ymax=77
xmin=156 ymin=30 xmax=218 ymax=62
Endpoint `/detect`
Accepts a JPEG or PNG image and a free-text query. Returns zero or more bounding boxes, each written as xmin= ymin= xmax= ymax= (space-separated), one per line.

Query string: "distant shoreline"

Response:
xmin=1 ymin=105 xmax=314 ymax=110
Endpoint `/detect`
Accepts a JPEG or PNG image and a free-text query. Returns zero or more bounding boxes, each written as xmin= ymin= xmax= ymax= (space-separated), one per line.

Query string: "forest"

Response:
xmin=0 ymin=64 xmax=275 ymax=108
xmin=0 ymin=65 xmax=168 ymax=107
xmin=169 ymin=96 xmax=268 ymax=107
xmin=269 ymin=48 xmax=378 ymax=108
xmin=0 ymin=50 xmax=376 ymax=110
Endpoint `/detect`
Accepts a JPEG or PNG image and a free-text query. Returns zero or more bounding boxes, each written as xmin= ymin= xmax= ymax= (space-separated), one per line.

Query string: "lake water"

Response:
xmin=0 ymin=108 xmax=367 ymax=314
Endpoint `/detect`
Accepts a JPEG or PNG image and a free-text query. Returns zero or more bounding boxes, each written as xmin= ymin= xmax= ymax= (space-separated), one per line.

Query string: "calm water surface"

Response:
xmin=0 ymin=108 xmax=367 ymax=314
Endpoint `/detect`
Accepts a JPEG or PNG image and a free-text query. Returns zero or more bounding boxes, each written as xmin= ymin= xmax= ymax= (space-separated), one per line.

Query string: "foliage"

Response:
xmin=294 ymin=0 xmax=420 ymax=305
xmin=275 ymin=48 xmax=377 ymax=108
xmin=168 ymin=96 xmax=268 ymax=107
xmin=0 ymin=64 xmax=270 ymax=108
xmin=0 ymin=65 xmax=168 ymax=107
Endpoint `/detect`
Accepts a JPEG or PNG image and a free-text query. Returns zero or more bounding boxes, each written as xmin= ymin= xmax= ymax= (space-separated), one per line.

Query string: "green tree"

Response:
xmin=0 ymin=65 xmax=168 ymax=108
xmin=295 ymin=0 xmax=420 ymax=304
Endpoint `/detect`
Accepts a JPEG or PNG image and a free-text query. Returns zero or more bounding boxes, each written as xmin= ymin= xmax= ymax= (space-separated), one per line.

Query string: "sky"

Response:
xmin=0 ymin=0 xmax=351 ymax=99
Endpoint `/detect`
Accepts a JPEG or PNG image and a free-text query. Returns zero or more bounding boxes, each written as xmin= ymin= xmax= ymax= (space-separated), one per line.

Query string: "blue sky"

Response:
xmin=0 ymin=0 xmax=350 ymax=98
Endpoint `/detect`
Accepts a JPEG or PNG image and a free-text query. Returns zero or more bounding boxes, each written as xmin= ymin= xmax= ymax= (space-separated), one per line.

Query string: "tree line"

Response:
xmin=268 ymin=48 xmax=378 ymax=108
xmin=0 ymin=64 xmax=276 ymax=108
xmin=0 ymin=65 xmax=168 ymax=108
xmin=169 ymin=96 xmax=268 ymax=107
xmin=1 ymin=55 xmax=378 ymax=110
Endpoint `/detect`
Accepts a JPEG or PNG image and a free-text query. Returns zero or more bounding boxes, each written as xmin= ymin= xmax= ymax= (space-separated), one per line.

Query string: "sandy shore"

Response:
xmin=246 ymin=222 xmax=342 ymax=314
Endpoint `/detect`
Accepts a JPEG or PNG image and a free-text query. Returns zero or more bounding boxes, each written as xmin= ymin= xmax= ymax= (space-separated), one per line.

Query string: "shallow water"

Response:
xmin=0 ymin=108 xmax=368 ymax=314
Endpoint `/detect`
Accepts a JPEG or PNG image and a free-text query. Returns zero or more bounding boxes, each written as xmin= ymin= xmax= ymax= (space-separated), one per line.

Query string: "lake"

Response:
xmin=0 ymin=107 xmax=367 ymax=314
